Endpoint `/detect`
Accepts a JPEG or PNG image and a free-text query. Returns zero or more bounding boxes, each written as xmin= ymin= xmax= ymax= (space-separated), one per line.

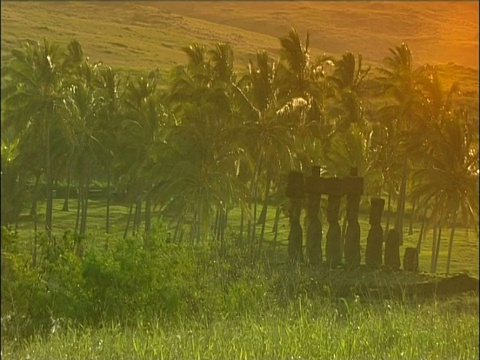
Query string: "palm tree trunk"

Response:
xmin=394 ymin=159 xmax=408 ymax=245
xmin=430 ymin=225 xmax=437 ymax=273
xmin=173 ymin=215 xmax=184 ymax=243
xmin=173 ymin=219 xmax=180 ymax=244
xmin=257 ymin=203 xmax=267 ymax=225
xmin=75 ymin=179 xmax=83 ymax=234
xmin=408 ymin=200 xmax=416 ymax=235
xmin=272 ymin=205 xmax=281 ymax=233
xmin=190 ymin=209 xmax=198 ymax=243
xmin=239 ymin=206 xmax=244 ymax=245
xmin=30 ymin=174 xmax=40 ymax=216
xmin=80 ymin=165 xmax=90 ymax=235
xmin=259 ymin=171 xmax=272 ymax=249
xmin=219 ymin=208 xmax=226 ymax=256
xmin=223 ymin=209 xmax=228 ymax=245
xmin=32 ymin=200 xmax=38 ymax=267
xmin=446 ymin=211 xmax=458 ymax=275
xmin=178 ymin=222 xmax=185 ymax=243
xmin=340 ymin=214 xmax=347 ymax=259
xmin=80 ymin=187 xmax=89 ymax=235
xmin=214 ymin=208 xmax=220 ymax=240
xmin=123 ymin=202 xmax=134 ymax=239
xmin=62 ymin=168 xmax=71 ymax=212
xmin=416 ymin=207 xmax=428 ymax=253
xmin=45 ymin=118 xmax=53 ymax=236
xmin=384 ymin=191 xmax=392 ymax=238
xmin=273 ymin=205 xmax=281 ymax=254
xmin=249 ymin=151 xmax=263 ymax=255
xmin=247 ymin=204 xmax=252 ymax=250
xmin=145 ymin=196 xmax=152 ymax=235
xmin=257 ymin=169 xmax=272 ymax=226
xmin=252 ymin=194 xmax=258 ymax=247
xmin=132 ymin=199 xmax=138 ymax=236
xmin=132 ymin=198 xmax=142 ymax=236
xmin=62 ymin=155 xmax=74 ymax=212
xmin=197 ymin=204 xmax=204 ymax=243
xmin=433 ymin=225 xmax=442 ymax=273
xmin=105 ymin=168 xmax=111 ymax=233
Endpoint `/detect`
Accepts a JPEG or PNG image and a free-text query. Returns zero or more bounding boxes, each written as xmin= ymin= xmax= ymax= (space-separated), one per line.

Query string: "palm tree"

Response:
xmin=0 ymin=134 xmax=24 ymax=227
xmin=277 ymin=28 xmax=317 ymax=101
xmin=235 ymin=50 xmax=296 ymax=250
xmin=60 ymin=39 xmax=95 ymax=213
xmin=376 ymin=42 xmax=424 ymax=244
xmin=411 ymin=113 xmax=478 ymax=273
xmin=411 ymin=119 xmax=478 ymax=273
xmin=276 ymin=28 xmax=337 ymax=174
xmin=2 ymin=39 xmax=67 ymax=235
xmin=151 ymin=124 xmax=245 ymax=243
xmin=95 ymin=66 xmax=122 ymax=234
xmin=368 ymin=121 xmax=404 ymax=236
xmin=116 ymin=71 xmax=169 ymax=238
xmin=323 ymin=51 xmax=373 ymax=177
xmin=62 ymin=56 xmax=103 ymax=235
xmin=209 ymin=43 xmax=236 ymax=84
xmin=159 ymin=43 xmax=250 ymax=245
xmin=327 ymin=52 xmax=371 ymax=131
xmin=409 ymin=66 xmax=478 ymax=273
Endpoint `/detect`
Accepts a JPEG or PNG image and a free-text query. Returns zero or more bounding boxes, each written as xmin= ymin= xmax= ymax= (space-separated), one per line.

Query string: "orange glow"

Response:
xmin=159 ymin=1 xmax=479 ymax=69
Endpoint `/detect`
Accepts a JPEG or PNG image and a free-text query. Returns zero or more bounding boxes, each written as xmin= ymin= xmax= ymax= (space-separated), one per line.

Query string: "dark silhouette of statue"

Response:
xmin=305 ymin=166 xmax=323 ymax=266
xmin=365 ymin=197 xmax=385 ymax=267
xmin=343 ymin=167 xmax=363 ymax=269
xmin=384 ymin=229 xmax=401 ymax=270
xmin=403 ymin=247 xmax=419 ymax=271
xmin=286 ymin=171 xmax=304 ymax=262
xmin=325 ymin=177 xmax=343 ymax=268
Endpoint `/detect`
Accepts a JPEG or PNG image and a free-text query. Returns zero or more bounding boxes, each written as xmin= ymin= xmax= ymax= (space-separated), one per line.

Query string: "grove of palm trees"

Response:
xmin=1 ymin=29 xmax=479 ymax=358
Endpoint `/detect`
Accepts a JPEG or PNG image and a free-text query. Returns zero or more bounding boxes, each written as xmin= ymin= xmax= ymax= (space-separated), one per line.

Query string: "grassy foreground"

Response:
xmin=2 ymin=225 xmax=479 ymax=359
xmin=3 ymin=200 xmax=478 ymax=359
xmin=2 ymin=294 xmax=478 ymax=359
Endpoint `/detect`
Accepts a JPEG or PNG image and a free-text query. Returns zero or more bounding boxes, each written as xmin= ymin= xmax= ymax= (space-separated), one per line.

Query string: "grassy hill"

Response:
xmin=1 ymin=1 xmax=285 ymax=75
xmin=158 ymin=1 xmax=479 ymax=70
xmin=1 ymin=2 xmax=478 ymax=84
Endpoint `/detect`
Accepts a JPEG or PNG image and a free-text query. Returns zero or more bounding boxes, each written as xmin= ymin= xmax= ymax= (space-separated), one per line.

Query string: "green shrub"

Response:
xmin=2 ymin=230 xmax=93 ymax=341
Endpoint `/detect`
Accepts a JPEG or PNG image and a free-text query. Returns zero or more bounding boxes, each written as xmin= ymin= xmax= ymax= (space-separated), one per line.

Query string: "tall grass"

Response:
xmin=2 ymin=294 xmax=478 ymax=359
xmin=2 ymin=221 xmax=479 ymax=359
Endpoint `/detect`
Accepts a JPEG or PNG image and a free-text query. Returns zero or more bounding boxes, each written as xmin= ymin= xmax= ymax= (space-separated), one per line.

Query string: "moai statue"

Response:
xmin=403 ymin=247 xmax=419 ymax=271
xmin=365 ymin=197 xmax=385 ymax=267
xmin=384 ymin=229 xmax=401 ymax=270
xmin=343 ymin=167 xmax=364 ymax=269
xmin=305 ymin=166 xmax=323 ymax=266
xmin=286 ymin=171 xmax=304 ymax=262
xmin=324 ymin=177 xmax=343 ymax=268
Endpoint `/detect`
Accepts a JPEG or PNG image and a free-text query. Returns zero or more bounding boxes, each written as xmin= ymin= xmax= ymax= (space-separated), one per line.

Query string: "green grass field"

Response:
xmin=12 ymin=196 xmax=479 ymax=277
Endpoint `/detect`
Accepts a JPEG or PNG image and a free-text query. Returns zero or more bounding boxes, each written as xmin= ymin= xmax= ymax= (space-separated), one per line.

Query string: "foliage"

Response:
xmin=0 ymin=229 xmax=280 ymax=341
xmin=2 ymin=220 xmax=479 ymax=358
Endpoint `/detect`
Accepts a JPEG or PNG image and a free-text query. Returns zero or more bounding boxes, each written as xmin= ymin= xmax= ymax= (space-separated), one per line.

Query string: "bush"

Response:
xmin=2 ymin=230 xmax=90 ymax=341
xmin=82 ymin=236 xmax=186 ymax=322
xmin=1 ymin=228 xmax=309 ymax=342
